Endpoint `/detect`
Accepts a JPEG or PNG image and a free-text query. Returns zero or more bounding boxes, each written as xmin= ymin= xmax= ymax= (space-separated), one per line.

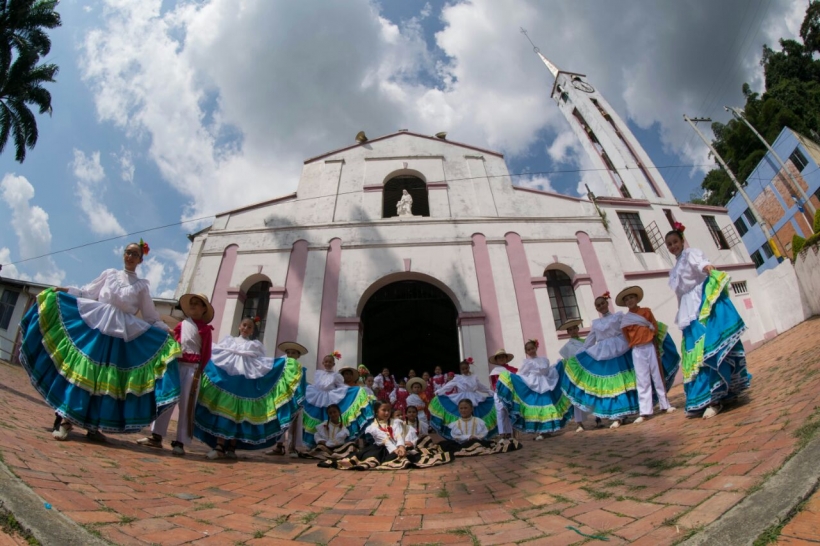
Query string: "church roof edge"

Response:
xmin=512 ymin=185 xmax=588 ymax=203
xmin=214 ymin=192 xmax=298 ymax=218
xmin=303 ymin=131 xmax=504 ymax=164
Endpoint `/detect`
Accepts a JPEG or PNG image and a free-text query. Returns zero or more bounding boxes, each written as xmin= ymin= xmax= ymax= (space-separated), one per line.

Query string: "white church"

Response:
xmin=174 ymin=51 xmax=774 ymax=384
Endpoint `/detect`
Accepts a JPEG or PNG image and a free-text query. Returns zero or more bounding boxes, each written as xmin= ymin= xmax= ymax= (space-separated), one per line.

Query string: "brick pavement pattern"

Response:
xmin=776 ymin=488 xmax=820 ymax=545
xmin=0 ymin=319 xmax=818 ymax=546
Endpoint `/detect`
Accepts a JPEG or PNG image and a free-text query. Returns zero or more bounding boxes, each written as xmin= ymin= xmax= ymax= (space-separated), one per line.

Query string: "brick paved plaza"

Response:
xmin=1 ymin=319 xmax=819 ymax=546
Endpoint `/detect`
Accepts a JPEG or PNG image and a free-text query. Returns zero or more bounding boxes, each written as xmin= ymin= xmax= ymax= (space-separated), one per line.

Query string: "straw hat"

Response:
xmin=557 ymin=318 xmax=583 ymax=331
xmin=406 ymin=377 xmax=427 ymax=392
xmin=277 ymin=341 xmax=308 ymax=356
xmin=338 ymin=366 xmax=358 ymax=376
xmin=488 ymin=349 xmax=514 ymax=365
xmin=179 ymin=293 xmax=215 ymax=324
xmin=615 ymin=286 xmax=644 ymax=307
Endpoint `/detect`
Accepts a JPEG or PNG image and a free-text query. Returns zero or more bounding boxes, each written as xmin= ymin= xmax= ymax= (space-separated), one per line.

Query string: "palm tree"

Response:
xmin=0 ymin=0 xmax=60 ymax=162
xmin=0 ymin=48 xmax=56 ymax=161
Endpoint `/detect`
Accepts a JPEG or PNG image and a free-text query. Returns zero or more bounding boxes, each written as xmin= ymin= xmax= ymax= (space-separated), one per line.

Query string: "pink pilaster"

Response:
xmin=471 ymin=233 xmax=504 ymax=358
xmin=575 ymin=231 xmax=609 ymax=307
xmin=504 ymin=233 xmax=546 ymax=356
xmin=210 ymin=244 xmax=238 ymax=339
xmin=317 ymin=238 xmax=343 ymax=368
xmin=274 ymin=240 xmax=309 ymax=356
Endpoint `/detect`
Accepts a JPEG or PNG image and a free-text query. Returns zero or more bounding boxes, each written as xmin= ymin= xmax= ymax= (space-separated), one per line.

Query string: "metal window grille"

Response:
xmin=789 ymin=147 xmax=808 ymax=172
xmin=645 ymin=221 xmax=669 ymax=258
xmin=733 ymin=217 xmax=749 ymax=237
xmin=730 ymin=281 xmax=748 ymax=295
xmin=241 ymin=281 xmax=271 ymax=341
xmin=721 ymin=224 xmax=741 ymax=248
xmin=703 ymin=215 xmax=730 ymax=250
xmin=750 ymin=251 xmax=764 ymax=268
xmin=546 ymin=270 xmax=581 ymax=329
xmin=0 ymin=290 xmax=19 ymax=330
xmin=618 ymin=212 xmax=654 ymax=253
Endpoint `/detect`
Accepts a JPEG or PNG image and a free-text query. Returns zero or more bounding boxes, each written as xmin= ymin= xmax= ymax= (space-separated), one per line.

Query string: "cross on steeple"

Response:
xmin=520 ymin=27 xmax=559 ymax=78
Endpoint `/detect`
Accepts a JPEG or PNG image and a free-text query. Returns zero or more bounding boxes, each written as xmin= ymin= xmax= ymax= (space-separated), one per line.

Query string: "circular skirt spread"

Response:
xmin=302 ymin=386 xmax=374 ymax=448
xmin=560 ymin=349 xmax=639 ymax=420
xmin=193 ymin=357 xmax=306 ymax=450
xmin=495 ymin=364 xmax=575 ymax=434
xmin=681 ymin=272 xmax=752 ymax=412
xmin=19 ymin=289 xmax=181 ymax=432
xmin=428 ymin=394 xmax=498 ymax=440
xmin=656 ymin=322 xmax=682 ymax=396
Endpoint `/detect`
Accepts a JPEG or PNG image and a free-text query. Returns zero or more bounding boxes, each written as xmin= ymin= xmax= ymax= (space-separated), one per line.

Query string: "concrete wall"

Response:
xmin=794 ymin=245 xmax=820 ymax=317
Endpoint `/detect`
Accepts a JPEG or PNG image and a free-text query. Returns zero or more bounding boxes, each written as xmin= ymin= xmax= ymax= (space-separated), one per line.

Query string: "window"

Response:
xmin=241 ymin=281 xmax=271 ymax=341
xmin=702 ymin=215 xmax=730 ymax=250
xmin=750 ymin=250 xmax=764 ymax=268
xmin=730 ymin=281 xmax=748 ymax=295
xmin=546 ymin=270 xmax=580 ymax=329
xmin=789 ymin=147 xmax=808 ymax=172
xmin=0 ymin=290 xmax=19 ymax=330
xmin=733 ymin=217 xmax=749 ymax=237
xmin=383 ymin=176 xmax=430 ymax=218
xmin=742 ymin=208 xmax=757 ymax=226
xmin=663 ymin=209 xmax=676 ymax=228
xmin=814 ymin=185 xmax=820 ymax=202
xmin=760 ymin=241 xmax=774 ymax=259
xmin=617 ymin=212 xmax=654 ymax=253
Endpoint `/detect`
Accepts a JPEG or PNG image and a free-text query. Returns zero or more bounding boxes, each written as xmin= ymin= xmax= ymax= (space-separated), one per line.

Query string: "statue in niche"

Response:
xmin=396 ymin=189 xmax=414 ymax=217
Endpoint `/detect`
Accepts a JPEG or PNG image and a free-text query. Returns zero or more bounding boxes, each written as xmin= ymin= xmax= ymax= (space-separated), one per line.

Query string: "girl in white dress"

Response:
xmin=429 ymin=358 xmax=498 ymax=439
xmin=437 ymin=399 xmax=522 ymax=457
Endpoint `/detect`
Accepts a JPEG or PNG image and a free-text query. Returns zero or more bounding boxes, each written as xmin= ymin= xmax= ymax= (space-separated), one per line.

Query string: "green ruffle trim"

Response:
xmin=497 ymin=374 xmax=573 ymax=421
xmin=563 ymin=355 xmax=637 ymax=398
xmin=681 ymin=270 xmax=729 ymax=383
xmin=428 ymin=397 xmax=498 ymax=430
xmin=655 ymin=321 xmax=668 ymax=360
xmin=302 ymin=387 xmax=373 ymax=434
xmin=196 ymin=358 xmax=304 ymax=424
xmin=38 ymin=289 xmax=181 ymax=398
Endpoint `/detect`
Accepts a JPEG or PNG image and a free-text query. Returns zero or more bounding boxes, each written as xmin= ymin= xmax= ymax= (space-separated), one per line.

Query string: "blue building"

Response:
xmin=727 ymin=127 xmax=820 ymax=273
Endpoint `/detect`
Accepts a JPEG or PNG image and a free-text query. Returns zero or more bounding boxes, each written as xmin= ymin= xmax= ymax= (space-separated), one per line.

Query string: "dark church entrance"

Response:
xmin=360 ymin=280 xmax=460 ymax=380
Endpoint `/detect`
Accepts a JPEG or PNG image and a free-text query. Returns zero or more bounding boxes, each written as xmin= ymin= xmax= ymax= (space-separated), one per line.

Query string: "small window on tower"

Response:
xmin=702 ymin=215 xmax=730 ymax=250
xmin=789 ymin=147 xmax=808 ymax=172
xmin=733 ymin=217 xmax=748 ymax=237
xmin=742 ymin=208 xmax=757 ymax=226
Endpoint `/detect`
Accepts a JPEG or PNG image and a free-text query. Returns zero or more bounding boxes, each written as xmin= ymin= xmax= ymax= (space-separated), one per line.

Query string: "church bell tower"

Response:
xmin=533 ymin=47 xmax=674 ymax=203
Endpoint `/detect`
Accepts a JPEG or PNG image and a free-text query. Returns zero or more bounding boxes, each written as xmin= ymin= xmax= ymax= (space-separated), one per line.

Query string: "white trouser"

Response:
xmin=151 ymin=362 xmax=197 ymax=445
xmin=494 ymin=393 xmax=513 ymax=435
xmin=574 ymin=405 xmax=586 ymax=423
xmin=633 ymin=342 xmax=670 ymax=416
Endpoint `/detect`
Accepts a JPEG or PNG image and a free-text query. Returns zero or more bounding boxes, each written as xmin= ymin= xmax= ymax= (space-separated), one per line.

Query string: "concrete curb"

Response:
xmin=0 ymin=459 xmax=109 ymax=546
xmin=681 ymin=433 xmax=820 ymax=546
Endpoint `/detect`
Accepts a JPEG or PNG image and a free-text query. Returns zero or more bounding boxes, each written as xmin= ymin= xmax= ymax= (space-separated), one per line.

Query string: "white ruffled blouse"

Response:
xmin=669 ymin=248 xmax=711 ymax=330
xmin=447 ymin=416 xmax=488 ymax=442
xmin=559 ymin=338 xmax=586 ymax=361
xmin=367 ymin=419 xmax=405 ymax=453
xmin=435 ymin=373 xmax=492 ymax=406
xmin=67 ymin=268 xmax=168 ymax=342
xmin=211 ymin=335 xmax=274 ymax=379
xmin=582 ymin=312 xmax=630 ymax=360
xmin=306 ymin=369 xmax=348 ymax=407
xmin=516 ymin=356 xmax=560 ymax=393
xmin=314 ymin=421 xmax=350 ymax=447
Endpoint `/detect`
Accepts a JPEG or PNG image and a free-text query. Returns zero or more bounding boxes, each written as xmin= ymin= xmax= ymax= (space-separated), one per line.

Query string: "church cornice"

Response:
xmin=679 ymin=202 xmax=729 ymax=213
xmin=303 ymin=131 xmax=504 ymax=164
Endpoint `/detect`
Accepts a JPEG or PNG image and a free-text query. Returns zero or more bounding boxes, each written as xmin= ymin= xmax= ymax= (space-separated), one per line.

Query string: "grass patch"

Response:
xmin=119 ymin=515 xmax=137 ymax=525
xmin=447 ymin=527 xmax=479 ymax=546
xmin=273 ymin=515 xmax=289 ymax=525
xmin=194 ymin=502 xmax=215 ymax=511
xmin=581 ymin=486 xmax=613 ymax=500
xmin=753 ymin=522 xmax=786 ymax=546
xmin=645 ymin=458 xmax=686 ymax=471
xmin=793 ymin=410 xmax=820 ymax=450
xmin=300 ymin=512 xmax=319 ymax=524
xmin=552 ymin=494 xmax=573 ymax=504
xmin=436 ymin=487 xmax=449 ymax=498
xmin=376 ymin=494 xmax=389 ymax=500
xmin=121 ymin=474 xmax=135 ymax=482
xmin=603 ymin=479 xmax=625 ymax=488
xmin=603 ymin=465 xmax=623 ymax=474
xmin=253 ymin=529 xmax=265 ymax=539
xmin=3 ymin=513 xmax=41 ymax=546
xmin=747 ymin=471 xmax=776 ymax=495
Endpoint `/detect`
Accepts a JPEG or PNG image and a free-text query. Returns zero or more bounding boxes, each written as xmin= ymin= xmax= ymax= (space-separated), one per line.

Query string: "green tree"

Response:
xmin=0 ymin=0 xmax=60 ymax=162
xmin=699 ymin=5 xmax=820 ymax=206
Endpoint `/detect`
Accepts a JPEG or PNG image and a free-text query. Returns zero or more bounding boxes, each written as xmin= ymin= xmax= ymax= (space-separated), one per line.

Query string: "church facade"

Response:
xmin=175 ymin=54 xmax=773 ymax=384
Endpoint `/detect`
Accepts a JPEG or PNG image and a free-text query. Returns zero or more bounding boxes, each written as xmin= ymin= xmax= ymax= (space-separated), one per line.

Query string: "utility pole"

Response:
xmin=683 ymin=115 xmax=781 ymax=256
xmin=725 ymin=106 xmax=817 ymax=217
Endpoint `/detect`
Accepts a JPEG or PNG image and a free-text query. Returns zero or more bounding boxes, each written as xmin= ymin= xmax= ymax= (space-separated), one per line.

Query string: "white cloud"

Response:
xmin=139 ymin=255 xmax=176 ymax=298
xmin=0 ymin=247 xmax=32 ymax=282
xmin=0 ymin=174 xmax=65 ymax=285
xmin=77 ymin=0 xmax=803 ymax=216
xmin=114 ymin=148 xmax=135 ymax=183
xmin=72 ymin=149 xmax=127 ymax=236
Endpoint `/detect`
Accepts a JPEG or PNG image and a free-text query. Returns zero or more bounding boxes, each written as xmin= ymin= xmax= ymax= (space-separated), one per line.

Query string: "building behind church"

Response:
xmin=174 ymin=53 xmax=779 ymax=384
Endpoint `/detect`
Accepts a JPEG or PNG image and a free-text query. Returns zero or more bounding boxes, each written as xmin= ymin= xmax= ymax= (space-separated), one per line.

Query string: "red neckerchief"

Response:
xmin=376 ymin=420 xmax=394 ymax=442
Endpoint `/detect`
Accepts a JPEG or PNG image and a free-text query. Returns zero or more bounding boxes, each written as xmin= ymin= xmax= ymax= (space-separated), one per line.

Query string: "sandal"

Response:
xmin=265 ymin=444 xmax=286 ymax=456
xmin=52 ymin=422 xmax=72 ymax=441
xmin=136 ymin=434 xmax=163 ymax=449
xmin=207 ymin=444 xmax=226 ymax=460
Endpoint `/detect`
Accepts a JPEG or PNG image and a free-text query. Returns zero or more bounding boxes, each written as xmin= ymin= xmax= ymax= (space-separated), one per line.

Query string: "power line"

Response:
xmin=1 ymin=162 xmax=718 ymax=269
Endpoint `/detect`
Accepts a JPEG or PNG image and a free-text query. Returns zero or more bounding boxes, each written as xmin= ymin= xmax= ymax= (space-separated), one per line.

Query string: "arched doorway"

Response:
xmin=360 ymin=280 xmax=460 ymax=379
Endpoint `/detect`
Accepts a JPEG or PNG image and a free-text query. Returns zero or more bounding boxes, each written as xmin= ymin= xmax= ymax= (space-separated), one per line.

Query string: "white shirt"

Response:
xmin=403 ymin=419 xmax=429 ymax=438
xmin=559 ymin=338 xmax=586 ymax=361
xmin=305 ymin=370 xmax=348 ymax=407
xmin=669 ymin=248 xmax=711 ymax=329
xmin=366 ymin=419 xmax=405 ymax=453
xmin=179 ymin=318 xmax=202 ymax=354
xmin=211 ymin=335 xmax=273 ymax=379
xmin=447 ymin=416 xmax=488 ymax=442
xmin=67 ymin=268 xmax=168 ymax=341
xmin=582 ymin=313 xmax=630 ymax=360
xmin=516 ymin=356 xmax=559 ymax=393
xmin=314 ymin=421 xmax=350 ymax=447
xmin=406 ymin=393 xmax=428 ymax=412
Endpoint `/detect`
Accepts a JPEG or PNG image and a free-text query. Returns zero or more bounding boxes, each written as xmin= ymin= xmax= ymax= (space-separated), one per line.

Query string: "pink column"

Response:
xmin=274 ymin=239 xmax=309 ymax=356
xmin=210 ymin=244 xmax=238 ymax=339
xmin=317 ymin=238 xmax=343 ymax=368
xmin=504 ymin=233 xmax=546 ymax=357
xmin=471 ymin=233 xmax=504 ymax=358
xmin=575 ymin=231 xmax=610 ymax=308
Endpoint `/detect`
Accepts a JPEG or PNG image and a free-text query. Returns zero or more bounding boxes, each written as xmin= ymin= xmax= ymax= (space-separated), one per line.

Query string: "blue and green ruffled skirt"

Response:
xmin=193 ymin=357 xmax=306 ymax=450
xmin=681 ymin=271 xmax=751 ymax=412
xmin=19 ymin=289 xmax=181 ymax=432
xmin=495 ymin=365 xmax=574 ymax=434
xmin=429 ymin=394 xmax=498 ymax=440
xmin=302 ymin=386 xmax=374 ymax=448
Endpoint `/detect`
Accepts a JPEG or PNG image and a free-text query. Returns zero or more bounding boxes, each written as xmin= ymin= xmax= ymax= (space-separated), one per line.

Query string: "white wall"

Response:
xmin=795 ymin=247 xmax=820 ymax=317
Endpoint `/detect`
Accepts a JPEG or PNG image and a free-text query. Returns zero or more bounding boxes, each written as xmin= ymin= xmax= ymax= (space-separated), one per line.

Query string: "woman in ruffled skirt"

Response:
xmin=429 ymin=358 xmax=498 ymax=439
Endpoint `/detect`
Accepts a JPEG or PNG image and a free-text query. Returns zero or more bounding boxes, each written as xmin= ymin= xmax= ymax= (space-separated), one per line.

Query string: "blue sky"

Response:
xmin=0 ymin=0 xmax=804 ymax=295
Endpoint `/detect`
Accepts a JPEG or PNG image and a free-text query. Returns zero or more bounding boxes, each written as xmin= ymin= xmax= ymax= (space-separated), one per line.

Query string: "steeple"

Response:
xmin=521 ymin=28 xmax=559 ymax=79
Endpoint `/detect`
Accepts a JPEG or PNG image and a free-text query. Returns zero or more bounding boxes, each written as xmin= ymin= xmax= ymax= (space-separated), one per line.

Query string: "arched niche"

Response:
xmin=543 ymin=265 xmax=581 ymax=329
xmin=382 ymin=173 xmax=430 ymax=218
xmin=237 ymin=275 xmax=273 ymax=341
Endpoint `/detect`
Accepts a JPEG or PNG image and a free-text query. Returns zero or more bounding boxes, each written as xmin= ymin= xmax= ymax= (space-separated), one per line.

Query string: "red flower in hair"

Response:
xmin=332 ymin=351 xmax=342 ymax=360
xmin=253 ymin=316 xmax=261 ymax=324
xmin=466 ymin=357 xmax=474 ymax=364
xmin=673 ymin=222 xmax=686 ymax=233
xmin=138 ymin=238 xmax=150 ymax=256
xmin=601 ymin=291 xmax=611 ymax=300
xmin=527 ymin=338 xmax=539 ymax=349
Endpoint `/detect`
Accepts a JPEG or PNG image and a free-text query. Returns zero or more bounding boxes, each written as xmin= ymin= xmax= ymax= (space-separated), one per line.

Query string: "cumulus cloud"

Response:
xmin=0 ymin=247 xmax=32 ymax=281
xmin=114 ymin=148 xmax=135 ymax=183
xmin=78 ymin=0 xmax=803 ymax=217
xmin=72 ymin=149 xmax=127 ymax=236
xmin=139 ymin=255 xmax=176 ymax=298
xmin=0 ymin=174 xmax=65 ymax=285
